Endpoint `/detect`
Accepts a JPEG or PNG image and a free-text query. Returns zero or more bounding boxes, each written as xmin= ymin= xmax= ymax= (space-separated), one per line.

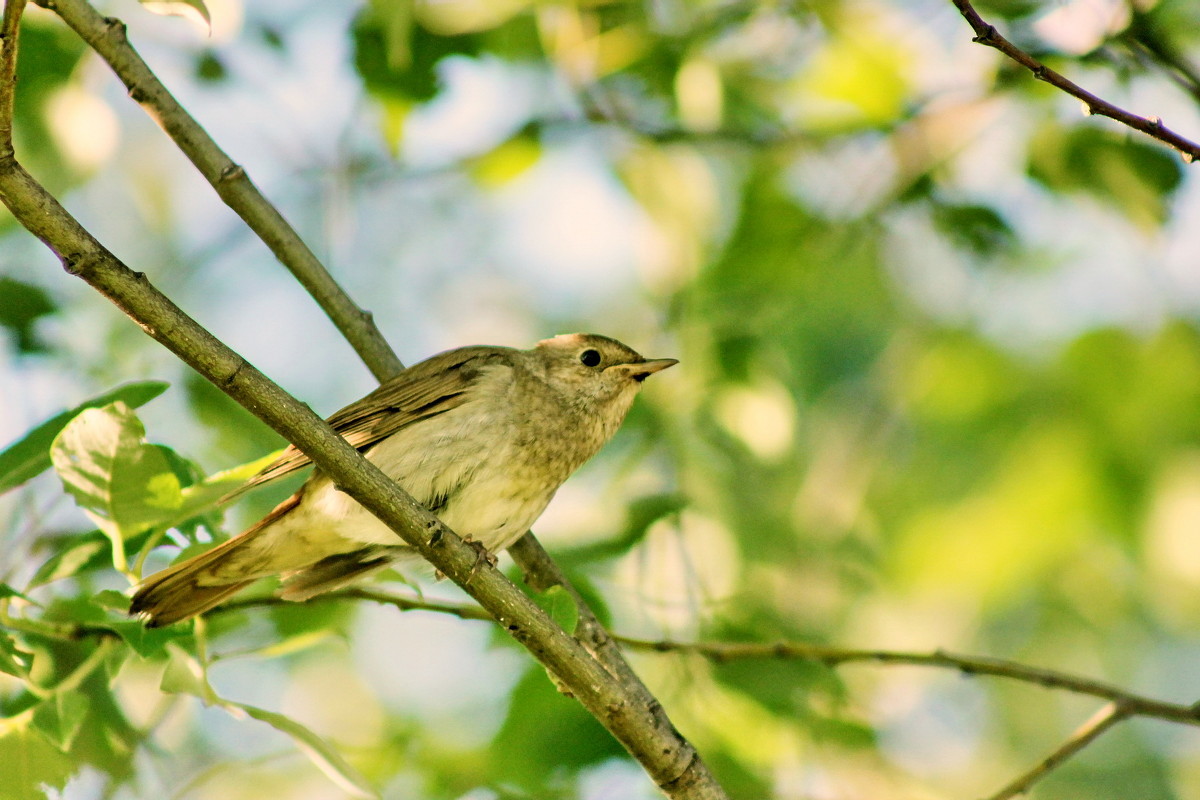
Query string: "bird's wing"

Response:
xmin=230 ymin=346 xmax=513 ymax=495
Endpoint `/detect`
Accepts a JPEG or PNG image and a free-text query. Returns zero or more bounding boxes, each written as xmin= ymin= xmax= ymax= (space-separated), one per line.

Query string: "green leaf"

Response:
xmin=0 ymin=716 xmax=75 ymax=800
xmin=0 ymin=583 xmax=31 ymax=602
xmin=489 ymin=667 xmax=623 ymax=786
xmin=107 ymin=619 xmax=188 ymax=659
xmin=930 ymin=202 xmax=1016 ymax=257
xmin=27 ymin=540 xmax=108 ymax=589
xmin=231 ymin=702 xmax=379 ymax=798
xmin=31 ymin=692 xmax=89 ymax=751
xmin=159 ymin=643 xmax=219 ymax=705
xmin=0 ymin=629 xmax=34 ymax=679
xmin=353 ymin=5 xmax=482 ymax=102
xmin=0 ymin=277 xmax=56 ymax=353
xmin=0 ymin=380 xmax=168 ymax=494
xmin=530 ymin=585 xmax=579 ymax=636
xmin=51 ymin=402 xmax=184 ymax=568
xmin=1028 ymin=125 xmax=1184 ymax=228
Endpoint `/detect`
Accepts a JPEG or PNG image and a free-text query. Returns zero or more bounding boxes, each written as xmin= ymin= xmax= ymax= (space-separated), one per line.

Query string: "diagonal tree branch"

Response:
xmin=984 ymin=701 xmax=1130 ymax=800
xmin=0 ymin=5 xmax=725 ymax=797
xmin=950 ymin=0 xmax=1200 ymax=162
xmin=39 ymin=0 xmax=404 ymax=382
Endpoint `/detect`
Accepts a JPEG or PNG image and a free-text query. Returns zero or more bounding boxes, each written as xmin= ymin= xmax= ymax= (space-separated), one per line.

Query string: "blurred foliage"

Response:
xmin=5 ymin=0 xmax=1200 ymax=799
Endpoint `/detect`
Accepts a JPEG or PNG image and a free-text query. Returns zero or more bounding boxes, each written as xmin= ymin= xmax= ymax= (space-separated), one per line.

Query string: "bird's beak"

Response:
xmin=613 ymin=358 xmax=679 ymax=382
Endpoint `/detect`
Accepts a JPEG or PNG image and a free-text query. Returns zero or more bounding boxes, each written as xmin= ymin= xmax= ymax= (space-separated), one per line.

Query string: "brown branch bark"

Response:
xmin=38 ymin=0 xmax=404 ymax=382
xmin=0 ymin=4 xmax=725 ymax=797
xmin=950 ymin=0 xmax=1200 ymax=162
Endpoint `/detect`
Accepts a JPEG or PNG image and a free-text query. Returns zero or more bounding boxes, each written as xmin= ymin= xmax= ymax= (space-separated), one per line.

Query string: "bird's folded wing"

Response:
xmin=227 ymin=346 xmax=511 ymax=496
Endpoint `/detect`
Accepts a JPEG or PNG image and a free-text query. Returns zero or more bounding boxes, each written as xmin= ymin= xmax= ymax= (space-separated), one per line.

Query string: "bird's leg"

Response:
xmin=461 ymin=534 xmax=499 ymax=582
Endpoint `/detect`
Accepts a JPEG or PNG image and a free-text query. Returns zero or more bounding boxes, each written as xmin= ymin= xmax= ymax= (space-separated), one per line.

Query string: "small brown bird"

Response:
xmin=130 ymin=333 xmax=676 ymax=626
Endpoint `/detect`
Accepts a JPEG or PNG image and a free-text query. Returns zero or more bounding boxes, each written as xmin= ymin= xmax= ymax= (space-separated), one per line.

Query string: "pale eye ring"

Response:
xmin=579 ymin=349 xmax=602 ymax=367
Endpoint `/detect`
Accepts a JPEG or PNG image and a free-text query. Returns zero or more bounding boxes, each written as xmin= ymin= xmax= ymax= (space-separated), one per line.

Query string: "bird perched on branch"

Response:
xmin=130 ymin=333 xmax=677 ymax=626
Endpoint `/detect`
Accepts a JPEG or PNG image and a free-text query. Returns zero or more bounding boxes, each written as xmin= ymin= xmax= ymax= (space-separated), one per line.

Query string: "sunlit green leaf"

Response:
xmin=31 ymin=692 xmax=89 ymax=751
xmin=50 ymin=403 xmax=183 ymax=568
xmin=0 ymin=717 xmax=75 ymax=800
xmin=159 ymin=643 xmax=219 ymax=704
xmin=0 ymin=381 xmax=168 ymax=494
xmin=27 ymin=540 xmax=109 ymax=589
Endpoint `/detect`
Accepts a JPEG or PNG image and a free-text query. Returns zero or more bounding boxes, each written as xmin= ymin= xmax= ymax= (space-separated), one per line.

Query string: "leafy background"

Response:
xmin=4 ymin=0 xmax=1200 ymax=798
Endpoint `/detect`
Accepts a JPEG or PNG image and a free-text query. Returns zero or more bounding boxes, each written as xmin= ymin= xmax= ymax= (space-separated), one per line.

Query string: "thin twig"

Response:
xmin=41 ymin=0 xmax=404 ymax=382
xmin=984 ymin=702 xmax=1130 ymax=800
xmin=1122 ymin=9 xmax=1200 ymax=107
xmin=614 ymin=637 xmax=1200 ymax=726
xmin=950 ymin=0 xmax=1200 ymax=162
xmin=210 ymin=586 xmax=494 ymax=622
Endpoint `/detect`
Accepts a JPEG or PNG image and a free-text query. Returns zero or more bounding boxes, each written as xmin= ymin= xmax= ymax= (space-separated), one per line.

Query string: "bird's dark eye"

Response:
xmin=579 ymin=349 xmax=602 ymax=367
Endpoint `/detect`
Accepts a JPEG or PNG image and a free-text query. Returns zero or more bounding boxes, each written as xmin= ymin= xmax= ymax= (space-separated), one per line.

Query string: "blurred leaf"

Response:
xmin=159 ymin=643 xmax=219 ymax=704
xmin=27 ymin=540 xmax=108 ymax=589
xmin=8 ymin=21 xmax=88 ymax=203
xmin=530 ymin=585 xmax=578 ymax=636
xmin=0 ymin=717 xmax=75 ymax=800
xmin=91 ymin=590 xmax=129 ymax=612
xmin=470 ymin=134 xmax=541 ymax=187
xmin=268 ymin=595 xmax=355 ymax=640
xmin=809 ymin=715 xmax=875 ymax=748
xmin=139 ymin=0 xmax=211 ymax=30
xmin=894 ymin=423 xmax=1104 ymax=602
xmin=0 ymin=583 xmax=31 ymax=601
xmin=490 ymin=667 xmax=623 ymax=786
xmin=793 ymin=11 xmax=913 ymax=130
xmin=711 ymin=654 xmax=843 ymax=716
xmin=194 ymin=50 xmax=227 ymax=83
xmin=108 ymin=619 xmax=189 ymax=659
xmin=930 ymin=202 xmax=1016 ymax=257
xmin=1028 ymin=125 xmax=1184 ymax=228
xmin=560 ymin=493 xmax=687 ymax=563
xmin=0 ymin=277 xmax=56 ymax=353
xmin=353 ymin=5 xmax=482 ymax=102
xmin=0 ymin=629 xmax=34 ymax=678
xmin=233 ymin=702 xmax=379 ymax=799
xmin=974 ymin=0 xmax=1040 ymax=17
xmin=50 ymin=403 xmax=183 ymax=567
xmin=31 ymin=692 xmax=89 ymax=751
xmin=0 ymin=380 xmax=168 ymax=494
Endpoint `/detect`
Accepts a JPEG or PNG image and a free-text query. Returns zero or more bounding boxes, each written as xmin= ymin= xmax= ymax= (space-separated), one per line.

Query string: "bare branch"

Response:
xmin=950 ymin=0 xmax=1200 ymax=162
xmin=616 ymin=637 xmax=1200 ymax=726
xmin=40 ymin=0 xmax=404 ymax=382
xmin=984 ymin=702 xmax=1130 ymax=800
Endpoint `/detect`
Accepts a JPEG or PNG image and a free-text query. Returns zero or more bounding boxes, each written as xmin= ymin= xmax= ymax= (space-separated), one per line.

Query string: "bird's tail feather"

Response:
xmin=279 ymin=546 xmax=402 ymax=601
xmin=130 ymin=493 xmax=300 ymax=627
